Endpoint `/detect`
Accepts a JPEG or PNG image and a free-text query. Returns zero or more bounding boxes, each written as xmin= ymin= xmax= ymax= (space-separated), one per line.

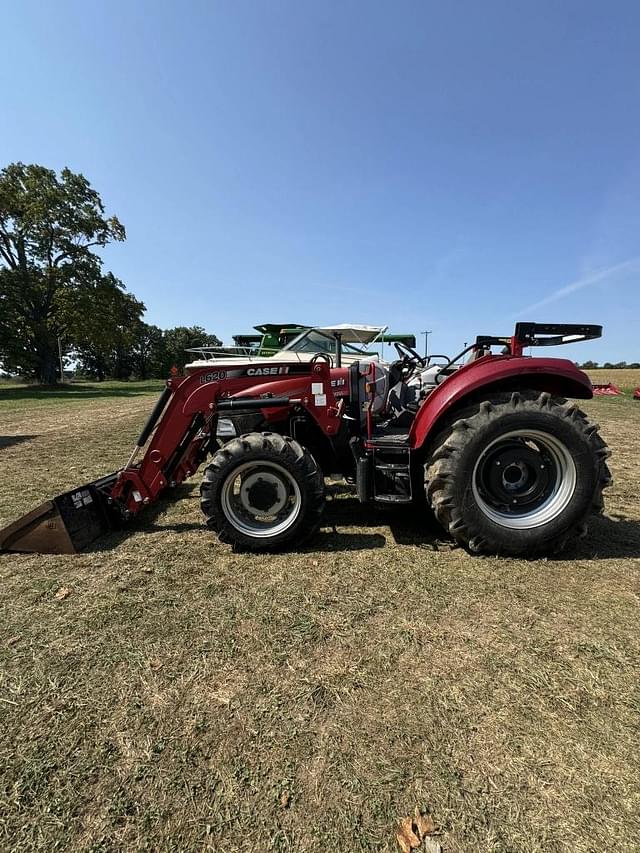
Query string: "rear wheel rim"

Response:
xmin=220 ymin=461 xmax=302 ymax=538
xmin=472 ymin=429 xmax=576 ymax=529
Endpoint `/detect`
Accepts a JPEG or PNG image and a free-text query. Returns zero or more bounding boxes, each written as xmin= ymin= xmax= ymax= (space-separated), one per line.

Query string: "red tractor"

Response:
xmin=0 ymin=322 xmax=611 ymax=557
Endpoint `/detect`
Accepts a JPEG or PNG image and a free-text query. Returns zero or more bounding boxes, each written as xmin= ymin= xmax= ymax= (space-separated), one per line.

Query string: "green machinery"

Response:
xmin=232 ymin=323 xmax=416 ymax=357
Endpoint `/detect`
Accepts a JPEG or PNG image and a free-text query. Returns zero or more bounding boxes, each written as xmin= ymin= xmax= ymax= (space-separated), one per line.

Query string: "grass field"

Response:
xmin=1 ymin=377 xmax=639 ymax=852
xmin=586 ymin=368 xmax=640 ymax=394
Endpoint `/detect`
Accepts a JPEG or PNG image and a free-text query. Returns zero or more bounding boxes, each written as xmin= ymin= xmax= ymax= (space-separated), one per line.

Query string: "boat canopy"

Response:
xmin=315 ymin=324 xmax=387 ymax=344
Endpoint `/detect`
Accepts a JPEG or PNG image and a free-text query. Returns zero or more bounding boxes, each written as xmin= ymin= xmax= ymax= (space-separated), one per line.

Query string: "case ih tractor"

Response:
xmin=0 ymin=322 xmax=611 ymax=557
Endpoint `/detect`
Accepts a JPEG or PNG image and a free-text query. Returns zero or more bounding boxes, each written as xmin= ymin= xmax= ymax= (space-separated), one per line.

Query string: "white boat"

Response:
xmin=185 ymin=324 xmax=388 ymax=370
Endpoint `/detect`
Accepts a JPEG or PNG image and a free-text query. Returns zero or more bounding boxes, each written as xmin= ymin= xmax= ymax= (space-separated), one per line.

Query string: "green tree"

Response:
xmin=579 ymin=360 xmax=599 ymax=369
xmin=68 ymin=273 xmax=145 ymax=380
xmin=130 ymin=321 xmax=165 ymax=380
xmin=161 ymin=326 xmax=221 ymax=375
xmin=0 ymin=162 xmax=125 ymax=383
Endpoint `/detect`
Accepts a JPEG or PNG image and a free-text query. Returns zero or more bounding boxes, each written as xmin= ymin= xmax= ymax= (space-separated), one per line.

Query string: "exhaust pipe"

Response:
xmin=0 ymin=473 xmax=120 ymax=555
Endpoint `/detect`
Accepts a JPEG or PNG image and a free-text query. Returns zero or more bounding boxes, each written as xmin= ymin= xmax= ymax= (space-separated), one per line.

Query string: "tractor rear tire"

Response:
xmin=201 ymin=432 xmax=325 ymax=552
xmin=425 ymin=391 xmax=612 ymax=556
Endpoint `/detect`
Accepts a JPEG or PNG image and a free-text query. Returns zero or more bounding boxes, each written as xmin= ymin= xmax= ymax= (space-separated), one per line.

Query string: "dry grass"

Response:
xmin=586 ymin=368 xmax=640 ymax=394
xmin=1 ymin=382 xmax=639 ymax=852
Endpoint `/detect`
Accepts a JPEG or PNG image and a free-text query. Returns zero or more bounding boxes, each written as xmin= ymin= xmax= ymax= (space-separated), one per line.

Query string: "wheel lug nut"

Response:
xmin=495 ymin=461 xmax=501 ymax=466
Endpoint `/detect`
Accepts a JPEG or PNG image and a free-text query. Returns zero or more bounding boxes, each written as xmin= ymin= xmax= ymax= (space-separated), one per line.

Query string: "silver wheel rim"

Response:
xmin=220 ymin=461 xmax=302 ymax=538
xmin=472 ymin=429 xmax=576 ymax=529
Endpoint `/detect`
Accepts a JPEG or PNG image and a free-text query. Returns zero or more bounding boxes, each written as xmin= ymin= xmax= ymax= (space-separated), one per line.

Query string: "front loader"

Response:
xmin=0 ymin=322 xmax=611 ymax=557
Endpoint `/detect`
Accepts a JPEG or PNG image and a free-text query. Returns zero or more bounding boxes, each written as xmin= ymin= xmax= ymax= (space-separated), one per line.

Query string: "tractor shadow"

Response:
xmin=86 ymin=481 xmax=640 ymax=559
xmin=302 ymin=530 xmax=386 ymax=552
xmin=89 ymin=485 xmax=389 ymax=553
xmin=554 ymin=514 xmax=640 ymax=561
xmin=0 ymin=435 xmax=38 ymax=450
xmin=323 ymin=490 xmax=446 ymax=552
xmin=384 ymin=508 xmax=640 ymax=560
xmin=324 ymin=486 xmax=640 ymax=559
xmin=85 ymin=483 xmax=202 ymax=553
xmin=308 ymin=497 xmax=387 ymax=551
xmin=0 ymin=383 xmax=162 ymax=402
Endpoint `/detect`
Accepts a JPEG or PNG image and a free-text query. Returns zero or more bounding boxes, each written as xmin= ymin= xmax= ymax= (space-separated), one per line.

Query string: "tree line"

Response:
xmin=0 ymin=162 xmax=220 ymax=383
xmin=72 ymin=321 xmax=221 ymax=382
xmin=578 ymin=361 xmax=640 ymax=370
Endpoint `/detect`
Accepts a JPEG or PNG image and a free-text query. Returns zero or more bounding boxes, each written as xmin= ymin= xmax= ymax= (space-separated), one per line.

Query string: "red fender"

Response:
xmin=408 ymin=355 xmax=593 ymax=451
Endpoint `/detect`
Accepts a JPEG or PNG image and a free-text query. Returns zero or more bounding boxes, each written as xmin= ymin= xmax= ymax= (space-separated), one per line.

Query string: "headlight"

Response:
xmin=216 ymin=418 xmax=237 ymax=438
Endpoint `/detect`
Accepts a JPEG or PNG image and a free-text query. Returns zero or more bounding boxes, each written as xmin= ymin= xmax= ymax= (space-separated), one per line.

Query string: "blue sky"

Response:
xmin=2 ymin=0 xmax=639 ymax=361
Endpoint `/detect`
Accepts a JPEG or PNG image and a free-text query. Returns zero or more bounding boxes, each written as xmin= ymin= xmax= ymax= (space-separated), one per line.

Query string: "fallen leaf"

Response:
xmin=7 ymin=635 xmax=21 ymax=646
xmin=279 ymin=789 xmax=290 ymax=808
xmin=397 ymin=834 xmax=410 ymax=853
xmin=422 ymin=839 xmax=442 ymax=853
xmin=143 ymin=567 xmax=154 ymax=574
xmin=397 ymin=816 xmax=421 ymax=852
xmin=414 ymin=808 xmax=436 ymax=838
xmin=55 ymin=587 xmax=70 ymax=600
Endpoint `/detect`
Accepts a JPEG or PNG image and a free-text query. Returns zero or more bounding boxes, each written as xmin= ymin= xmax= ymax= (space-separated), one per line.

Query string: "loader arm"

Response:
xmin=0 ymin=359 xmax=341 ymax=554
xmin=111 ymin=358 xmax=342 ymax=516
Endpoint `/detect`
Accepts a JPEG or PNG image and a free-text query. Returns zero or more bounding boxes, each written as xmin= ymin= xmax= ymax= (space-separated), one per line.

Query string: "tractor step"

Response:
xmin=375 ymin=462 xmax=409 ymax=470
xmin=367 ymin=432 xmax=410 ymax=448
xmin=374 ymin=493 xmax=412 ymax=504
xmin=373 ymin=459 xmax=412 ymax=503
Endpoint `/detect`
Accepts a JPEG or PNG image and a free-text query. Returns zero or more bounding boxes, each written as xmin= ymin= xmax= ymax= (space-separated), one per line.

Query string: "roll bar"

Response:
xmin=475 ymin=323 xmax=602 ymax=353
xmin=513 ymin=323 xmax=603 ymax=346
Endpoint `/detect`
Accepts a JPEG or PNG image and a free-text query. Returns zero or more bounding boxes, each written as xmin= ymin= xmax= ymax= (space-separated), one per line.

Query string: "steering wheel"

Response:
xmin=393 ymin=341 xmax=426 ymax=378
xmin=310 ymin=352 xmax=333 ymax=367
xmin=425 ymin=354 xmax=449 ymax=366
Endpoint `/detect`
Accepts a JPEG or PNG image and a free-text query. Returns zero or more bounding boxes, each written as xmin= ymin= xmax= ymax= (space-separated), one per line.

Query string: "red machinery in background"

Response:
xmin=592 ymin=383 xmax=622 ymax=396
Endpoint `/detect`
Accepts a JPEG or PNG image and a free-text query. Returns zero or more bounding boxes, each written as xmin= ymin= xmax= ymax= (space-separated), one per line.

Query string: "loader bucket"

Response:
xmin=0 ymin=473 xmax=119 ymax=555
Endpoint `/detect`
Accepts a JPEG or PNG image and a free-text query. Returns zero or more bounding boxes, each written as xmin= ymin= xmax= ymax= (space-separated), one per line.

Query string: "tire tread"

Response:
xmin=200 ymin=432 xmax=324 ymax=552
xmin=425 ymin=391 xmax=611 ymax=555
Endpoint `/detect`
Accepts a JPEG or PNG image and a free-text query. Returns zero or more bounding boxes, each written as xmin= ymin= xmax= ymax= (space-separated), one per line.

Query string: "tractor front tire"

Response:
xmin=425 ymin=391 xmax=611 ymax=556
xmin=201 ymin=432 xmax=325 ymax=552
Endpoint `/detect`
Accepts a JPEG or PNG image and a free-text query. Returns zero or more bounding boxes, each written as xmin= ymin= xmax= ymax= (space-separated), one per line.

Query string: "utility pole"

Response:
xmin=421 ymin=330 xmax=432 ymax=359
xmin=57 ymin=336 xmax=65 ymax=384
